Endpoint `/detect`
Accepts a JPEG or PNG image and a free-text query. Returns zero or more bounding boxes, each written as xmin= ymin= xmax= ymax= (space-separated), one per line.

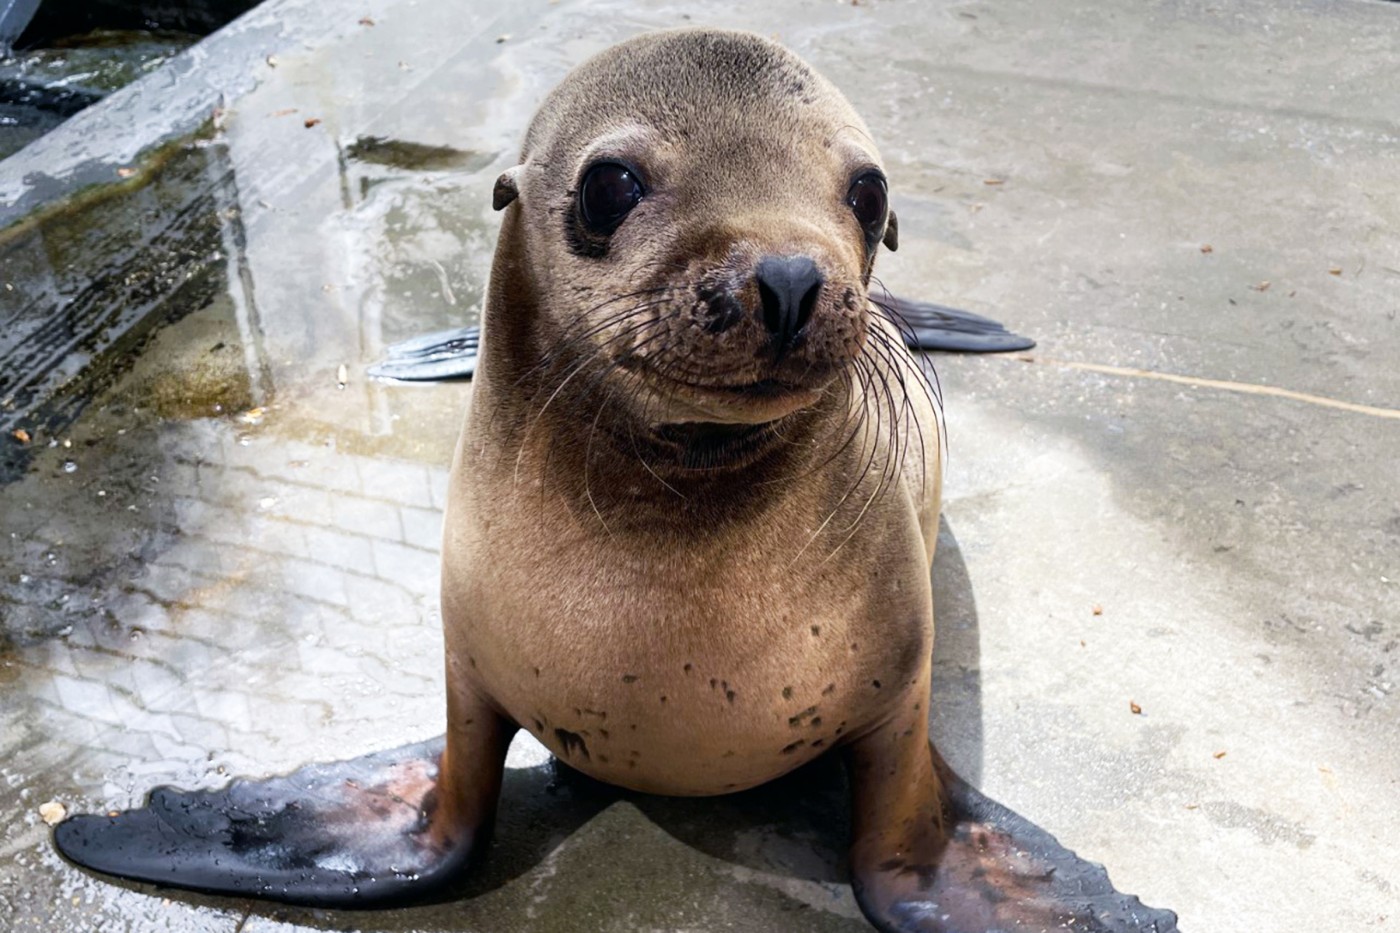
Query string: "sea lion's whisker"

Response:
xmin=847 ymin=356 xmax=888 ymax=502
xmin=863 ymin=326 xmax=930 ymax=498
xmin=791 ymin=357 xmax=884 ymax=564
xmin=485 ymin=289 xmax=669 ymax=442
xmin=869 ymin=274 xmax=947 ymax=462
xmin=534 ymin=304 xmax=666 ymax=405
xmin=582 ymin=384 xmax=619 ymax=539
xmin=531 ymin=321 xmax=676 ymax=488
xmin=863 ymin=316 xmax=939 ymax=484
xmin=757 ymin=364 xmax=866 ymax=488
xmin=511 ymin=287 xmax=670 ymax=384
xmin=820 ymin=356 xmax=900 ymax=562
xmin=513 ymin=302 xmax=674 ymax=487
xmin=533 ymin=321 xmax=693 ymax=485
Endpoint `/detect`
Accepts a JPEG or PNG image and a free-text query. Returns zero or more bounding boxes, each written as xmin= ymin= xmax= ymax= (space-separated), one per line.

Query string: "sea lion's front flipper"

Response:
xmin=873 ymin=292 xmax=1036 ymax=354
xmin=848 ymin=732 xmax=1178 ymax=933
xmin=55 ymin=712 xmax=516 ymax=907
xmin=368 ymin=326 xmax=481 ymax=381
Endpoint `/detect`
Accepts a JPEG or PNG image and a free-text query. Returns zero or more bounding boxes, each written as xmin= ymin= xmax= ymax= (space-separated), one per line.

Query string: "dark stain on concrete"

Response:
xmin=1201 ymin=800 xmax=1315 ymax=849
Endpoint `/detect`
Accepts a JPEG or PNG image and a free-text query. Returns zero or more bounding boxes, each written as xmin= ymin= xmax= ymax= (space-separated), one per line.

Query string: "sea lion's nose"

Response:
xmin=754 ymin=255 xmax=823 ymax=348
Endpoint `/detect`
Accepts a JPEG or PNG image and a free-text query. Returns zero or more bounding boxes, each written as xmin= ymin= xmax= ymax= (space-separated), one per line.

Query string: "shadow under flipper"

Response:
xmin=638 ymin=750 xmax=1177 ymax=933
xmin=631 ymin=753 xmax=852 ymax=886
xmin=53 ymin=738 xmax=464 ymax=907
xmin=457 ymin=757 xmax=619 ymax=897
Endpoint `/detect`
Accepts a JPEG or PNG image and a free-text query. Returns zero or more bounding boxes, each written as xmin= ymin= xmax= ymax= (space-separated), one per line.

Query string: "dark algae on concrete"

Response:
xmin=0 ymin=126 xmax=254 ymax=481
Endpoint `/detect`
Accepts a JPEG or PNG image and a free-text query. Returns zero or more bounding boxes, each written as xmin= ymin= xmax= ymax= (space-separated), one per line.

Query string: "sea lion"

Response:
xmin=54 ymin=29 xmax=1177 ymax=932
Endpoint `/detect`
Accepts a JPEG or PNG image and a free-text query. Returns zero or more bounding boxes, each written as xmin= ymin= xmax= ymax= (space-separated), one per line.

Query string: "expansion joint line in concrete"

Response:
xmin=1010 ymin=355 xmax=1400 ymax=421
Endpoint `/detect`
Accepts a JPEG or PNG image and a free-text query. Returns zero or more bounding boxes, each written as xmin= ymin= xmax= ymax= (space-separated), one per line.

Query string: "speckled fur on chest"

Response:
xmin=457 ymin=521 xmax=934 ymax=795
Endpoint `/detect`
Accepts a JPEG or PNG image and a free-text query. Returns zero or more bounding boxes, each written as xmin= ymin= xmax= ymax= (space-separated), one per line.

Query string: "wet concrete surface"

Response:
xmin=1 ymin=0 xmax=1398 ymax=930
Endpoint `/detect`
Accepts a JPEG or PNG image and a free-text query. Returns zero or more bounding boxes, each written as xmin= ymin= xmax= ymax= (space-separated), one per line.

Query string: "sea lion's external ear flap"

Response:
xmin=882 ymin=211 xmax=899 ymax=252
xmin=492 ymin=168 xmax=520 ymax=211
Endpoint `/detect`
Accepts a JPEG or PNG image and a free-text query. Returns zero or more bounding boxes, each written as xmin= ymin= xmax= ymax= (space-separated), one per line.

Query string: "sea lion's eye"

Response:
xmin=847 ymin=172 xmax=888 ymax=234
xmin=579 ymin=163 xmax=644 ymax=234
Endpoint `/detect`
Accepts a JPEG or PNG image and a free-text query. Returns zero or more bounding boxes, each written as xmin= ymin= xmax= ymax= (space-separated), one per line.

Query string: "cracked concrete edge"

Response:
xmin=0 ymin=0 xmax=387 ymax=228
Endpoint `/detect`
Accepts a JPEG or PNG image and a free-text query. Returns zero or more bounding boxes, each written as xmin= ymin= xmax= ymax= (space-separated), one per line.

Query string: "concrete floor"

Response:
xmin=2 ymin=0 xmax=1398 ymax=930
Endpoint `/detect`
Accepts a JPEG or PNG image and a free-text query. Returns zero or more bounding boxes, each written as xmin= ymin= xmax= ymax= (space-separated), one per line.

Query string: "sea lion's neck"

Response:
xmin=474 ymin=357 xmax=845 ymax=512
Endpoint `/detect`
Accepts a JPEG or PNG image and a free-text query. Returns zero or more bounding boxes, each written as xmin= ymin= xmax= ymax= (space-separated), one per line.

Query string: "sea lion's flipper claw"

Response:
xmin=53 ymin=736 xmax=477 ymax=908
xmin=850 ymin=737 xmax=1177 ymax=932
xmin=874 ymin=291 xmax=1036 ymax=354
xmin=368 ymin=326 xmax=481 ymax=381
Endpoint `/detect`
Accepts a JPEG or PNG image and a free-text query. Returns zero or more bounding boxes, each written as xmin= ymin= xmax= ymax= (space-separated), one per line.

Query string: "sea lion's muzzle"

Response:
xmin=597 ymin=232 xmax=869 ymax=428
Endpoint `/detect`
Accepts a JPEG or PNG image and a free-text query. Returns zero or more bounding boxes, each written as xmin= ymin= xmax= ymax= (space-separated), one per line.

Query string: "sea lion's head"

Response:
xmin=492 ymin=28 xmax=899 ymax=437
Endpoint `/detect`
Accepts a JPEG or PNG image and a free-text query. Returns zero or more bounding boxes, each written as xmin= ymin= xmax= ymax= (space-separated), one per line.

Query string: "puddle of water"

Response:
xmin=345 ymin=135 xmax=498 ymax=174
xmin=0 ymin=98 xmax=59 ymax=158
xmin=14 ymin=1 xmax=260 ymax=46
xmin=0 ymin=102 xmax=494 ymax=662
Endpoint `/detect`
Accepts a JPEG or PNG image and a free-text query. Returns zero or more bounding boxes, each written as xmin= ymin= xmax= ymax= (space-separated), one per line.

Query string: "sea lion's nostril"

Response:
xmin=754 ymin=255 xmax=823 ymax=348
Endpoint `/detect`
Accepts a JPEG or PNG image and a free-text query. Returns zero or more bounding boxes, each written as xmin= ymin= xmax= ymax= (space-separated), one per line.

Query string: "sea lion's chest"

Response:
xmin=445 ymin=479 xmax=933 ymax=794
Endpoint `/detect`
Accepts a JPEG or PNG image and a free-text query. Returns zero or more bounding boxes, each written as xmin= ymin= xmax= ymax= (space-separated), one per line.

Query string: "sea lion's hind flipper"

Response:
xmin=368 ymin=327 xmax=481 ymax=381
xmin=874 ymin=292 xmax=1036 ymax=354
xmin=850 ymin=734 xmax=1177 ymax=932
xmin=53 ymin=737 xmax=471 ymax=908
xmin=929 ymin=768 xmax=1181 ymax=932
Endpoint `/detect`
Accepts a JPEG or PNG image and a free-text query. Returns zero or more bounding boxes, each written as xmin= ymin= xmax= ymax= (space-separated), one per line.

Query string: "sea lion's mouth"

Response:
xmin=640 ymin=372 xmax=830 ymax=425
xmin=677 ymin=377 xmax=806 ymax=397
